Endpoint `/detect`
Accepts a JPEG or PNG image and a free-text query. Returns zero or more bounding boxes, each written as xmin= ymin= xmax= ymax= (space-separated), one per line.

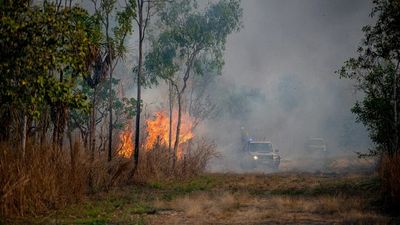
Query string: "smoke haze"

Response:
xmin=140 ymin=0 xmax=375 ymax=172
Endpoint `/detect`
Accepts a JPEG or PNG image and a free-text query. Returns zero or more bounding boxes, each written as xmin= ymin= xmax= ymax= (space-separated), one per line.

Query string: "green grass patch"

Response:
xmin=146 ymin=175 xmax=217 ymax=200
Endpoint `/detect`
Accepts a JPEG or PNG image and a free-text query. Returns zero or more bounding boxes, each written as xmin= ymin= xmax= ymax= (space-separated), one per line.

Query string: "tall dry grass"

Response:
xmin=379 ymin=152 xmax=400 ymax=209
xmin=0 ymin=137 xmax=217 ymax=218
xmin=134 ymin=138 xmax=218 ymax=182
xmin=0 ymin=142 xmax=87 ymax=217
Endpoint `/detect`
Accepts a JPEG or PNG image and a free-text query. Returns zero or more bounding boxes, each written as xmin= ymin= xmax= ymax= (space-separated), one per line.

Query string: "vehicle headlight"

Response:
xmin=253 ymin=155 xmax=258 ymax=160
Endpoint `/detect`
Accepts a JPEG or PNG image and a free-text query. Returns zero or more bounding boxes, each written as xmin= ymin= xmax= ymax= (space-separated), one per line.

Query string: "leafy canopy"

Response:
xmin=338 ymin=0 xmax=400 ymax=156
xmin=0 ymin=3 xmax=101 ymax=118
xmin=145 ymin=0 xmax=242 ymax=85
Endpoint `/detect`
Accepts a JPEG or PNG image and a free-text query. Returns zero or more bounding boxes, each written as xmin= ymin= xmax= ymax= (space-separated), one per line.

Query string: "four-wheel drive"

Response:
xmin=241 ymin=140 xmax=280 ymax=170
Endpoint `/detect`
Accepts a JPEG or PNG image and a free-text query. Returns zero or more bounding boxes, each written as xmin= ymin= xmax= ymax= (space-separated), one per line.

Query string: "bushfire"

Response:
xmin=118 ymin=119 xmax=134 ymax=158
xmin=117 ymin=110 xmax=194 ymax=159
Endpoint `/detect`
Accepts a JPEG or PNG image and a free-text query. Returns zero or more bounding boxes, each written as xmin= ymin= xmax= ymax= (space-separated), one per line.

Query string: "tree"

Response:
xmin=145 ymin=0 xmax=242 ymax=167
xmin=89 ymin=0 xmax=135 ymax=161
xmin=338 ymin=0 xmax=400 ymax=156
xmin=0 ymin=2 xmax=98 ymax=153
xmin=132 ymin=0 xmax=165 ymax=170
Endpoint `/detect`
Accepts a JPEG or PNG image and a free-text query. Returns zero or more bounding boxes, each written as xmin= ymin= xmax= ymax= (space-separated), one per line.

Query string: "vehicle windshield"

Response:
xmin=249 ymin=143 xmax=273 ymax=153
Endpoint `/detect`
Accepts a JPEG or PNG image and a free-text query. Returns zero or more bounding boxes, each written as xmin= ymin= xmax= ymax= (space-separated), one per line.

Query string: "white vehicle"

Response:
xmin=306 ymin=138 xmax=327 ymax=153
xmin=242 ymin=140 xmax=280 ymax=170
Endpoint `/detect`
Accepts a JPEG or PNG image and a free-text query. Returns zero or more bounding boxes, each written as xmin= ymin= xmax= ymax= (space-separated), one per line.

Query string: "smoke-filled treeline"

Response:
xmin=184 ymin=0 xmax=375 ymax=171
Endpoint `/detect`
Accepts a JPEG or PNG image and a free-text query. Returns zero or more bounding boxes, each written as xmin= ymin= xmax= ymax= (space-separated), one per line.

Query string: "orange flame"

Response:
xmin=117 ymin=110 xmax=194 ymax=160
xmin=145 ymin=110 xmax=194 ymax=160
xmin=118 ymin=119 xmax=134 ymax=158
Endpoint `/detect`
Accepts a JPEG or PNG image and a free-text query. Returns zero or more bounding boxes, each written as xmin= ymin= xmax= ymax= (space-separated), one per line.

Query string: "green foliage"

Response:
xmin=122 ymin=97 xmax=139 ymax=119
xmin=145 ymin=0 xmax=242 ymax=85
xmin=70 ymin=78 xmax=137 ymax=132
xmin=338 ymin=0 xmax=400 ymax=156
xmin=92 ymin=0 xmax=136 ymax=58
xmin=0 ymin=3 xmax=98 ymax=118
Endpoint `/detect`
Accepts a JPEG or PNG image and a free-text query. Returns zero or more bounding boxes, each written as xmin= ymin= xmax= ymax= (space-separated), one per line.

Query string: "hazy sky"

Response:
xmin=223 ymin=0 xmax=373 ymax=89
xmin=204 ymin=0 xmax=375 ymax=159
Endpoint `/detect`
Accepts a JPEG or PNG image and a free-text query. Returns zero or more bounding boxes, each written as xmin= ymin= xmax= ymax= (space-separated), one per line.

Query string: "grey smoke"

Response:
xmin=201 ymin=0 xmax=374 ymax=172
xmin=137 ymin=0 xmax=375 ymax=172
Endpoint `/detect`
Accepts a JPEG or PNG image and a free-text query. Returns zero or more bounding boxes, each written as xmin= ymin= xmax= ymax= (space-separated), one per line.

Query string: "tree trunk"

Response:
xmin=90 ymin=87 xmax=97 ymax=162
xmin=40 ymin=107 xmax=49 ymax=147
xmin=171 ymin=52 xmax=196 ymax=169
xmin=394 ymin=68 xmax=398 ymax=155
xmin=106 ymin=9 xmax=113 ymax=162
xmin=168 ymin=81 xmax=173 ymax=154
xmin=134 ymin=0 xmax=144 ymax=170
xmin=21 ymin=114 xmax=27 ymax=158
xmin=173 ymin=93 xmax=182 ymax=169
xmin=88 ymin=87 xmax=97 ymax=190
xmin=108 ymin=58 xmax=113 ymax=162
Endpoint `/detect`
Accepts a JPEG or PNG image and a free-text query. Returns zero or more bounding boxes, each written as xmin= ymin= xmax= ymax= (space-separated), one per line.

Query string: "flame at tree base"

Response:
xmin=118 ymin=119 xmax=134 ymax=158
xmin=145 ymin=110 xmax=194 ymax=160
xmin=117 ymin=110 xmax=194 ymax=160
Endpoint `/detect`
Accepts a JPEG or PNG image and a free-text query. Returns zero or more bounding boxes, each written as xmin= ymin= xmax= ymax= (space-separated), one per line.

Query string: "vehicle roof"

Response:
xmin=249 ymin=141 xmax=272 ymax=144
xmin=309 ymin=137 xmax=325 ymax=141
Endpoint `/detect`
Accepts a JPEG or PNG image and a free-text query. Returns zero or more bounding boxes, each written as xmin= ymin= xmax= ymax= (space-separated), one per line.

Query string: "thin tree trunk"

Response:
xmin=106 ymin=10 xmax=113 ymax=162
xmin=90 ymin=87 xmax=97 ymax=162
xmin=88 ymin=87 xmax=97 ymax=190
xmin=394 ymin=59 xmax=400 ymax=155
xmin=168 ymin=81 xmax=173 ymax=154
xmin=108 ymin=59 xmax=113 ymax=162
xmin=394 ymin=70 xmax=397 ymax=155
xmin=173 ymin=93 xmax=182 ymax=169
xmin=22 ymin=114 xmax=27 ymax=158
xmin=40 ymin=107 xmax=49 ymax=146
xmin=134 ymin=0 xmax=144 ymax=170
xmin=172 ymin=51 xmax=197 ymax=168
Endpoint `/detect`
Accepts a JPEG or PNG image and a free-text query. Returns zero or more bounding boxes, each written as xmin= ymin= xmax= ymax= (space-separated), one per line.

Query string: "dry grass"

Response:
xmin=134 ymin=137 xmax=218 ymax=182
xmin=7 ymin=172 xmax=394 ymax=224
xmin=0 ymin=142 xmax=86 ymax=217
xmin=143 ymin=173 xmax=393 ymax=225
xmin=153 ymin=191 xmax=389 ymax=225
xmin=0 ymin=137 xmax=217 ymax=219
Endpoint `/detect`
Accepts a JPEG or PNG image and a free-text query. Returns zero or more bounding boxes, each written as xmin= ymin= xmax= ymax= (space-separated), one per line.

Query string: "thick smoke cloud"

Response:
xmin=202 ymin=0 xmax=374 ymax=171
